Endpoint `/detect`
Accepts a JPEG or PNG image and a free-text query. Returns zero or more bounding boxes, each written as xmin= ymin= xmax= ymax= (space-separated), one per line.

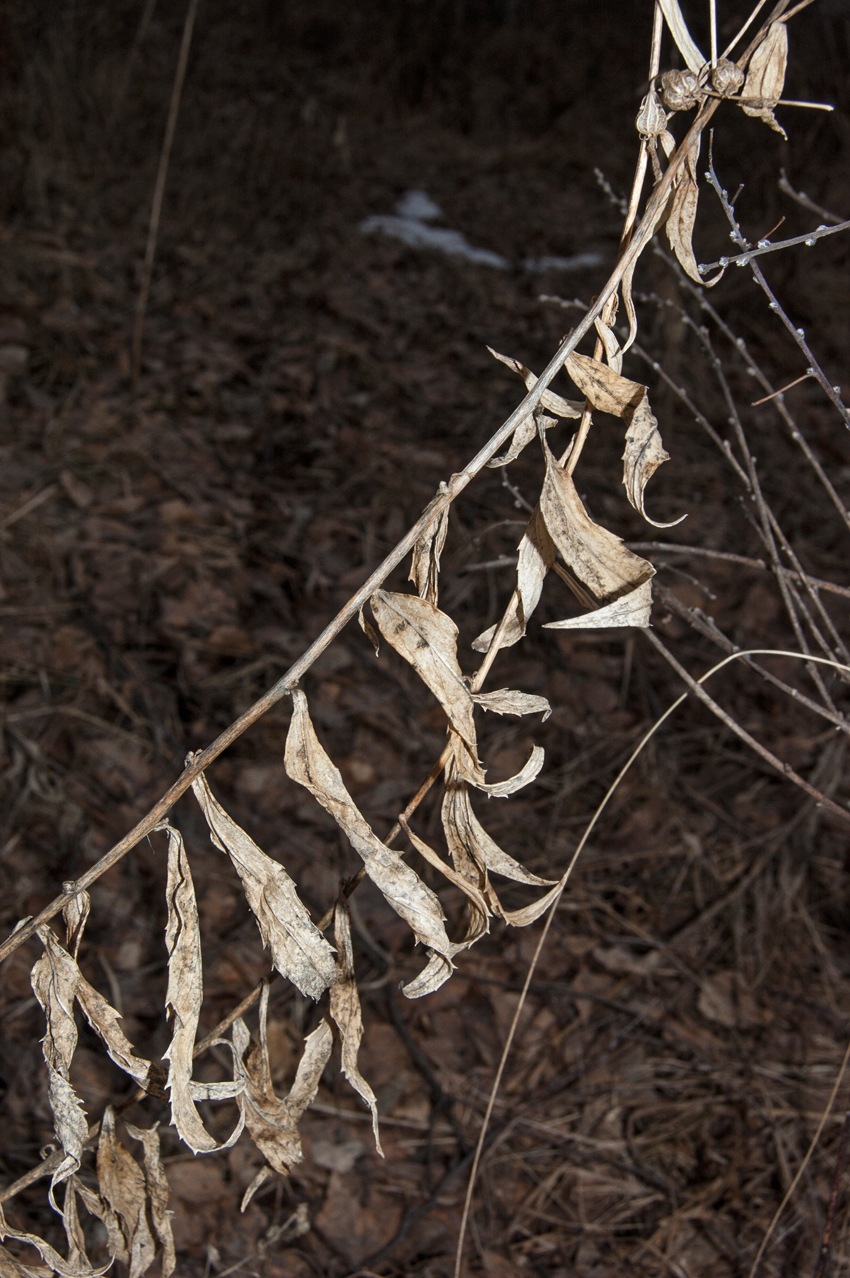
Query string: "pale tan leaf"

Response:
xmin=358 ymin=605 xmax=381 ymax=656
xmin=160 ymin=823 xmax=245 ymax=1155
xmin=70 ymin=1183 xmax=126 ymax=1273
xmin=564 ymin=350 xmax=644 ymax=418
xmin=487 ymin=348 xmax=583 ymax=418
xmin=488 ymin=411 xmax=558 ymax=469
xmin=399 ymin=816 xmax=489 ymax=945
xmin=593 ymin=318 xmax=623 ymax=374
xmin=741 ymin=22 xmax=788 ymax=137
xmin=657 ymin=0 xmax=705 ymax=73
xmin=0 ymin=1242 xmax=52 ymax=1278
xmin=123 ymin=1124 xmax=175 ymax=1278
xmin=96 ymin=1109 xmax=155 ymax=1278
xmin=665 ymin=134 xmax=703 ymax=283
xmin=240 ymin=1166 xmax=275 ymax=1214
xmin=38 ymin=928 xmax=165 ymax=1099
xmin=622 ymin=399 xmax=686 ymax=529
xmin=409 ymin=485 xmax=450 ymax=605
xmin=472 ymin=689 xmax=551 ymax=720
xmin=543 ymin=579 xmax=653 ymax=630
xmin=190 ymin=774 xmax=338 ymax=1001
xmin=472 ymin=506 xmax=555 ymax=653
xmin=496 ymin=880 xmax=565 ymax=928
xmin=231 ymin=1007 xmax=334 ymax=1176
xmin=474 ymin=744 xmax=545 ymax=797
xmin=31 ymin=933 xmax=87 ymax=1201
xmin=60 ymin=887 xmax=89 ymax=961
xmin=0 ymin=1202 xmax=109 ymax=1278
xmin=539 ymin=442 xmax=654 ymax=602
xmin=369 ymin=591 xmax=482 ymax=778
xmin=285 ymin=690 xmax=456 ymax=996
xmin=441 ymin=756 xmax=555 ymax=891
xmin=329 ymin=899 xmax=383 ymax=1153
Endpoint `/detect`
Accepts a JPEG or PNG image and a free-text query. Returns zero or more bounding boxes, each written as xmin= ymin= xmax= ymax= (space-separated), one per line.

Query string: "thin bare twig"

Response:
xmin=779 ymin=168 xmax=845 ymax=226
xmin=698 ymin=217 xmax=850 ymax=274
xmin=130 ymin=0 xmax=201 ymax=395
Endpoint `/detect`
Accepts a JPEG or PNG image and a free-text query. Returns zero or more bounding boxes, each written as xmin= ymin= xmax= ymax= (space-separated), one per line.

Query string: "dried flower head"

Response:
xmin=659 ymin=68 xmax=702 ymax=113
xmin=710 ymin=58 xmax=745 ymax=98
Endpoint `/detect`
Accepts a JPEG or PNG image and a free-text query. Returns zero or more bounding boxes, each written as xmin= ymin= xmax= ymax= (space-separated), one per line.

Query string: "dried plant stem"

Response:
xmin=630 ymin=542 xmax=850 ymax=601
xmin=644 ymin=631 xmax=850 ymax=821
xmin=705 ymin=162 xmax=850 ymax=428
xmin=0 ymin=92 xmax=727 ymax=970
xmin=812 ymin=1109 xmax=850 ymax=1278
xmin=779 ymin=169 xmax=844 ymax=226
xmin=455 ymin=648 xmax=850 ymax=1277
xmin=130 ymin=0 xmax=200 ymax=395
xmin=749 ymin=1034 xmax=850 ymax=1278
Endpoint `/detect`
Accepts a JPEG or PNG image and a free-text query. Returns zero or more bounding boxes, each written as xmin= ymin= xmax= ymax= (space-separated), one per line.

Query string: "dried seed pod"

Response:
xmin=710 ymin=57 xmax=744 ymax=97
xmin=659 ymin=68 xmax=701 ymax=112
xmin=740 ymin=21 xmax=788 ymax=137
xmin=636 ymin=87 xmax=668 ymax=138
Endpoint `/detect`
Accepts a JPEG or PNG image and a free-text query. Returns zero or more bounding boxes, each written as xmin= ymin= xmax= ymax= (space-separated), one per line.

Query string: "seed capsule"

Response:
xmin=710 ymin=58 xmax=744 ymax=97
xmin=659 ymin=68 xmax=701 ymax=113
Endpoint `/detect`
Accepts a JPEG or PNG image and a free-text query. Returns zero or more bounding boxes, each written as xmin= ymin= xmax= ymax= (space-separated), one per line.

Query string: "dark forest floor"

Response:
xmin=2 ymin=3 xmax=850 ymax=1276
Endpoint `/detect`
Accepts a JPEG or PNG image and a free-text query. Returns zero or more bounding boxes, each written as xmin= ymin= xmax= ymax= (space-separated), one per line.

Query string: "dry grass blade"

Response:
xmin=190 ymin=771 xmax=338 ymax=1000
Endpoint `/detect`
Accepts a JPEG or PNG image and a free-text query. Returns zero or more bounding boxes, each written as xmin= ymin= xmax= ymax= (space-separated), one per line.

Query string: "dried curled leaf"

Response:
xmin=190 ymin=774 xmax=338 ymax=1001
xmin=564 ymin=352 xmax=685 ymax=527
xmin=37 ymin=928 xmax=165 ymax=1100
xmin=486 ymin=348 xmax=582 ymax=468
xmin=409 ymin=484 xmax=450 ymax=605
xmin=740 ymin=21 xmax=788 ymax=138
xmin=543 ymin=579 xmax=653 ymax=630
xmin=231 ymin=994 xmax=333 ymax=1178
xmin=370 ymin=590 xmax=483 ymax=780
xmin=472 ymin=506 xmax=555 ymax=653
xmin=666 ymin=134 xmax=703 ymax=283
xmin=539 ymin=441 xmax=655 ymax=603
xmin=358 ymin=606 xmax=381 ymax=656
xmin=61 ymin=887 xmax=89 ymax=961
xmin=400 ymin=816 xmax=490 ymax=945
xmin=593 ymin=318 xmax=623 ymax=375
xmin=0 ymin=1197 xmax=109 ymax=1278
xmin=96 ymin=1108 xmax=155 ymax=1278
xmin=472 ymin=689 xmax=551 ymax=720
xmin=285 ymin=689 xmax=457 ymax=996
xmin=160 ymin=823 xmax=245 ymax=1155
xmin=441 ymin=754 xmax=555 ymax=896
xmin=122 ymin=1124 xmax=175 ymax=1278
xmin=329 ymin=899 xmax=383 ymax=1152
xmin=31 ymin=933 xmax=87 ymax=1202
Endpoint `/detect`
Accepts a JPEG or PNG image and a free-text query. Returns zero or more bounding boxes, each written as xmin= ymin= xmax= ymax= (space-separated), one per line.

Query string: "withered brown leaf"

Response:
xmin=741 ymin=21 xmax=788 ymax=138
xmin=665 ymin=134 xmax=703 ymax=284
xmin=0 ymin=1198 xmax=109 ymax=1278
xmin=543 ymin=579 xmax=652 ymax=630
xmin=400 ymin=816 xmax=490 ymax=945
xmin=31 ymin=932 xmax=87 ymax=1202
xmin=472 ymin=506 xmax=556 ymax=653
xmin=61 ymin=887 xmax=89 ymax=961
xmin=370 ymin=590 xmax=482 ymax=780
xmin=160 ymin=823 xmax=245 ymax=1155
xmin=96 ymin=1108 xmax=155 ymax=1278
xmin=123 ymin=1124 xmax=175 ymax=1278
xmin=539 ymin=441 xmax=655 ymax=602
xmin=285 ymin=690 xmax=457 ymax=996
xmin=190 ymin=774 xmax=338 ymax=1001
xmin=564 ymin=354 xmax=684 ymax=528
xmin=409 ymin=484 xmax=450 ymax=606
xmin=472 ymin=689 xmax=551 ymax=720
xmin=329 ymin=899 xmax=383 ymax=1151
